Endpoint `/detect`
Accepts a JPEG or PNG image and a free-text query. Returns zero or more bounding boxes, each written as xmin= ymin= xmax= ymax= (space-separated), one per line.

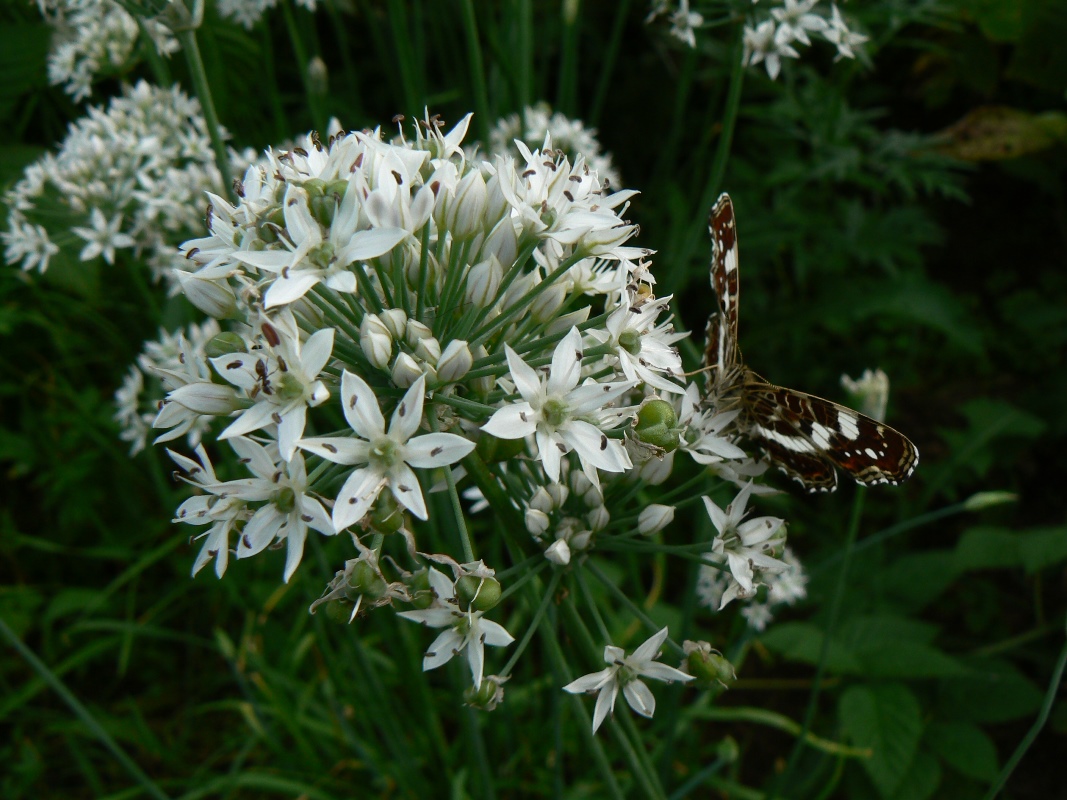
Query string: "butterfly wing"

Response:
xmin=703 ymin=193 xmax=741 ymax=378
xmin=744 ymin=380 xmax=919 ymax=492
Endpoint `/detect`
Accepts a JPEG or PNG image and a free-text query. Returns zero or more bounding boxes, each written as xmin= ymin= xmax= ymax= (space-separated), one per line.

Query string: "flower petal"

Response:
xmin=390 ymin=374 xmax=426 ymax=444
xmin=333 ymin=467 xmax=387 ymax=531
xmin=404 ymin=432 xmax=476 ymax=468
xmin=622 ymin=678 xmax=656 ymax=718
xmin=341 ymin=370 xmax=386 ymax=438
xmin=389 ymin=462 xmax=427 ymax=520
xmin=480 ymin=402 xmax=537 ymax=439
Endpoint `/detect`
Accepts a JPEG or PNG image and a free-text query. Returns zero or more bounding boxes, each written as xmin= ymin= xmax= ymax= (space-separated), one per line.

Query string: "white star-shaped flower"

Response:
xmin=397 ymin=568 xmax=514 ymax=689
xmin=298 ymin=372 xmax=475 ymax=531
xmin=71 ymin=208 xmax=135 ymax=265
xmin=704 ymin=482 xmax=788 ymax=608
xmin=480 ymin=327 xmax=635 ymax=488
xmin=211 ymin=316 xmax=334 ymax=461
xmin=563 ymin=627 xmax=694 ymax=733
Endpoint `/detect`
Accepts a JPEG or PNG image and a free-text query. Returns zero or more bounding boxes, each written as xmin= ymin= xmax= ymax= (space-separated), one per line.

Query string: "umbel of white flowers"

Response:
xmin=151 ymin=111 xmax=782 ymax=718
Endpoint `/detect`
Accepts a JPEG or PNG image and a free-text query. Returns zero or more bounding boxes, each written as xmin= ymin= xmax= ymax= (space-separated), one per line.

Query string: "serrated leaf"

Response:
xmin=926 ymin=722 xmax=1000 ymax=781
xmin=955 ymin=527 xmax=1021 ymax=570
xmin=841 ymin=684 xmax=923 ymax=798
xmin=938 ymin=658 xmax=1043 ymax=723
xmin=839 ymin=615 xmax=940 ymax=648
xmin=876 ymin=551 xmax=960 ymax=613
xmin=855 ymin=642 xmax=969 ymax=679
xmin=1017 ymin=525 xmax=1067 ymax=573
xmin=890 ymin=751 xmax=942 ymax=800
xmin=757 ymin=622 xmax=862 ymax=672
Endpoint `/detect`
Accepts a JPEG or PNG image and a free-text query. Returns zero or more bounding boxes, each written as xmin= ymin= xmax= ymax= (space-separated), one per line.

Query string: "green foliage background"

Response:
xmin=1 ymin=0 xmax=1065 ymax=798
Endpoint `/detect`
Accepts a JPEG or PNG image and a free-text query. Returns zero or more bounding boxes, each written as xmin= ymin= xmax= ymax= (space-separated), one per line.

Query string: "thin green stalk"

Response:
xmin=279 ymin=0 xmax=326 ymax=131
xmin=771 ymin=491 xmax=867 ymax=798
xmin=460 ymin=0 xmax=491 ymax=144
xmin=135 ymin=16 xmax=171 ymax=86
xmin=500 ymin=569 xmax=562 ymax=677
xmin=435 ymin=413 xmax=476 ymax=562
xmin=585 ymin=561 xmax=685 ymax=658
xmin=174 ymin=21 xmax=235 ymax=202
xmin=386 ymin=0 xmax=421 ymax=113
xmin=589 ymin=0 xmax=631 ymax=128
xmin=537 ymin=597 xmax=625 ymax=799
xmin=982 ymin=614 xmax=1067 ymax=800
xmin=664 ymin=26 xmax=744 ymax=293
xmin=463 ymin=704 xmax=497 ymax=800
xmin=415 ymin=221 xmax=432 ymax=320
xmin=516 ymin=0 xmax=532 ymax=110
xmin=0 ymin=616 xmax=173 ymax=800
xmin=562 ymin=594 xmax=667 ymax=800
xmin=694 ymin=707 xmax=872 ymax=758
xmin=555 ymin=0 xmax=580 ymax=115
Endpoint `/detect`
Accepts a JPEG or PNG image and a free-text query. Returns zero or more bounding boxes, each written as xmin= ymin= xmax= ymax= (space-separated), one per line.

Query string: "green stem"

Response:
xmin=500 ymin=569 xmax=562 ymax=677
xmin=430 ymin=415 xmax=475 ymax=562
xmin=585 ymin=561 xmax=685 ymax=658
xmin=589 ymin=0 xmax=631 ymax=128
xmin=982 ymin=614 xmax=1067 ymax=800
xmin=460 ymin=0 xmax=491 ymax=144
xmin=0 ymin=616 xmax=173 ymax=800
xmin=175 ymin=24 xmax=235 ymax=202
xmin=772 ymin=491 xmax=866 ymax=798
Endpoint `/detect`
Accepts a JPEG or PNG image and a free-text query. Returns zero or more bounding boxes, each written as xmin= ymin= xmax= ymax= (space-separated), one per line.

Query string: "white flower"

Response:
xmin=563 ymin=627 xmax=694 ymax=733
xmin=398 ymin=568 xmax=514 ymax=689
xmin=679 ymin=383 xmax=747 ymax=465
xmin=481 ymin=328 xmax=635 ymax=488
xmin=298 ymin=372 xmax=476 ymax=531
xmin=169 ymin=446 xmax=249 ymax=579
xmin=823 ymin=4 xmax=869 ymax=60
xmin=211 ymin=317 xmax=334 ymax=460
xmin=743 ymin=20 xmax=799 ymax=80
xmin=704 ymin=483 xmax=788 ymax=608
xmin=217 ymin=438 xmax=335 ymax=582
xmin=841 ymin=368 xmax=889 ymax=423
xmin=668 ymin=0 xmax=704 ymax=48
xmin=591 ymin=293 xmax=685 ymax=394
xmin=70 ymin=208 xmax=135 ymax=265
xmin=232 ymin=184 xmax=408 ymax=309
xmin=771 ymin=0 xmax=828 ymax=46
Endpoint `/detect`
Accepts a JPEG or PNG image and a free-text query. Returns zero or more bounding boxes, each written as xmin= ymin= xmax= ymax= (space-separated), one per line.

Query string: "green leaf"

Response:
xmin=926 ymin=722 xmax=1000 ymax=781
xmin=961 ymin=0 xmax=1024 ymax=42
xmin=757 ymin=622 xmax=862 ymax=672
xmin=954 ymin=527 xmax=1021 ymax=570
xmin=876 ymin=551 xmax=960 ymax=613
xmin=841 ymin=683 xmax=924 ymax=798
xmin=1017 ymin=526 xmax=1067 ymax=573
xmin=938 ymin=658 xmax=1043 ymax=723
xmin=839 ymin=615 xmax=940 ymax=648
xmin=955 ymin=525 xmax=1067 ymax=574
xmin=856 ymin=642 xmax=969 ymax=679
xmin=890 ymin=751 xmax=942 ymax=800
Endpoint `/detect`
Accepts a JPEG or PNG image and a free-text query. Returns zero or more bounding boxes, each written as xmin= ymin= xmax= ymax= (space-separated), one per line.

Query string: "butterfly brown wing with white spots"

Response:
xmin=702 ymin=193 xmax=919 ymax=492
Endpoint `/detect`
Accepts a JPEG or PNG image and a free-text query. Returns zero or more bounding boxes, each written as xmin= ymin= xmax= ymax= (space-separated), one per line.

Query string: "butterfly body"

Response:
xmin=702 ymin=194 xmax=919 ymax=493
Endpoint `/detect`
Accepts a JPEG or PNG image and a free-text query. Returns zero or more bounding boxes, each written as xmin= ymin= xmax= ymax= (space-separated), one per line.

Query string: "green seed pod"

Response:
xmin=348 ymin=561 xmax=388 ymax=601
xmin=634 ymin=399 xmax=680 ymax=451
xmin=464 ymin=677 xmax=505 ymax=711
xmin=323 ymin=597 xmax=356 ymax=624
xmin=456 ymin=575 xmax=502 ymax=612
xmin=204 ymin=331 xmax=247 ymax=359
xmin=370 ymin=493 xmax=407 ymax=535
xmin=404 ymin=568 xmax=434 ymax=609
xmin=686 ymin=646 xmax=736 ymax=687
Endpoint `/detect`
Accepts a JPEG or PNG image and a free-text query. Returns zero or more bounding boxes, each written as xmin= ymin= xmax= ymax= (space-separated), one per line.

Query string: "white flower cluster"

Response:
xmin=698 ymin=545 xmax=808 ymax=631
xmin=645 ymin=1 xmax=704 ymax=49
xmin=114 ymin=319 xmax=221 ymax=456
xmin=488 ymin=103 xmax=621 ymax=189
xmin=216 ymin=0 xmax=317 ymax=29
xmin=743 ymin=0 xmax=870 ymax=79
xmin=3 ymin=81 xmax=250 ymax=282
xmin=157 ymin=111 xmax=786 ymax=728
xmin=36 ymin=0 xmax=177 ymax=100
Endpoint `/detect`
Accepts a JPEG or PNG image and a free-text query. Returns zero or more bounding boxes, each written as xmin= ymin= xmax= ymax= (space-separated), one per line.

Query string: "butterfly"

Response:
xmin=702 ymin=193 xmax=919 ymax=492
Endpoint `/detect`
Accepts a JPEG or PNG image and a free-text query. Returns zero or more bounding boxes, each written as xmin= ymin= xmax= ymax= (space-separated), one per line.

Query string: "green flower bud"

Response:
xmin=324 ymin=597 xmax=357 ymax=624
xmin=683 ymin=640 xmax=736 ymax=687
xmin=476 ymin=432 xmax=526 ymax=463
xmin=634 ymin=399 xmax=680 ymax=450
xmin=370 ymin=492 xmax=407 ymax=535
xmin=404 ymin=568 xmax=434 ymax=609
xmin=464 ymin=676 xmax=506 ymax=711
xmin=348 ymin=561 xmax=388 ymax=601
xmin=203 ymin=331 xmax=247 ymax=359
xmin=456 ymin=576 xmax=502 ymax=612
